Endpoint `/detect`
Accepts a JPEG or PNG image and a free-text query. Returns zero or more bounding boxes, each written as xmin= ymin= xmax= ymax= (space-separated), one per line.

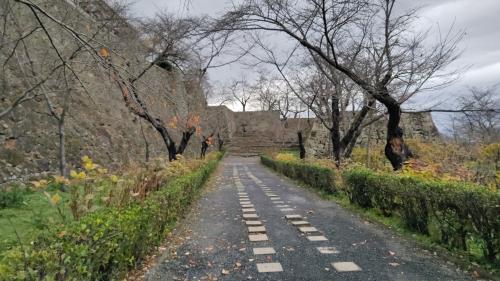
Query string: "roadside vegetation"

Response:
xmin=0 ymin=152 xmax=223 ymax=280
xmin=262 ymin=140 xmax=499 ymax=277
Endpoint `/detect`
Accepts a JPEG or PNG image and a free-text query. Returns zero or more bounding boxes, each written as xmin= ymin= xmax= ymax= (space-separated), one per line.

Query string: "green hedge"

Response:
xmin=0 ymin=154 xmax=222 ymax=280
xmin=261 ymin=156 xmax=335 ymax=192
xmin=343 ymin=167 xmax=500 ymax=263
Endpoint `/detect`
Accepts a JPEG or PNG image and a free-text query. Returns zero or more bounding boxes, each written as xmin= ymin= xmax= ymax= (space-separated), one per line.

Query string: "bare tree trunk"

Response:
xmin=380 ymin=93 xmax=408 ymax=170
xmin=176 ymin=128 xmax=196 ymax=155
xmin=331 ymin=95 xmax=341 ymax=167
xmin=298 ymin=131 xmax=306 ymax=159
xmin=139 ymin=120 xmax=150 ymax=162
xmin=58 ymin=120 xmax=66 ymax=178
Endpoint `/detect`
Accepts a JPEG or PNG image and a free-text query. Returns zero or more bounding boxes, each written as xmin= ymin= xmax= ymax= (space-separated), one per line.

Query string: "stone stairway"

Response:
xmin=227 ymin=134 xmax=298 ymax=157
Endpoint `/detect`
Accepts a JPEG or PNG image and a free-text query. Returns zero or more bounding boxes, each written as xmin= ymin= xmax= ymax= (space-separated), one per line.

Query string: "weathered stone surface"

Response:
xmin=331 ymin=262 xmax=362 ymax=272
xmin=253 ymin=247 xmax=276 ymax=255
xmin=256 ymin=263 xmax=283 ymax=273
xmin=249 ymin=234 xmax=268 ymax=241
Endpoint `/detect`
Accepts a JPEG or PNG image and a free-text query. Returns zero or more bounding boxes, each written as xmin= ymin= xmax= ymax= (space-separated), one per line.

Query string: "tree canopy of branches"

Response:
xmin=452 ymin=86 xmax=500 ymax=143
xmin=215 ymin=0 xmax=463 ymax=170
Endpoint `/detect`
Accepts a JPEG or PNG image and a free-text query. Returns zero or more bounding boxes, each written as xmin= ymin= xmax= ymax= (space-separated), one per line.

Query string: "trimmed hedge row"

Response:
xmin=261 ymin=156 xmax=335 ymax=192
xmin=343 ymin=167 xmax=500 ymax=262
xmin=0 ymin=154 xmax=223 ymax=280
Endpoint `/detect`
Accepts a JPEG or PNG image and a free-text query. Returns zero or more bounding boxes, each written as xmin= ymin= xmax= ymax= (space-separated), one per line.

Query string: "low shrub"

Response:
xmin=261 ymin=155 xmax=335 ymax=193
xmin=0 ymin=186 xmax=28 ymax=209
xmin=342 ymin=168 xmax=500 ymax=263
xmin=0 ymin=152 xmax=223 ymax=280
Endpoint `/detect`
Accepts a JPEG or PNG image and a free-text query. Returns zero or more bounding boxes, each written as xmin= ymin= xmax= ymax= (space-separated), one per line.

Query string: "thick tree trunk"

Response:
xmin=331 ymin=95 xmax=341 ymax=167
xmin=378 ymin=92 xmax=409 ymax=170
xmin=153 ymin=122 xmax=177 ymax=161
xmin=298 ymin=131 xmax=306 ymax=159
xmin=177 ymin=127 xmax=196 ymax=155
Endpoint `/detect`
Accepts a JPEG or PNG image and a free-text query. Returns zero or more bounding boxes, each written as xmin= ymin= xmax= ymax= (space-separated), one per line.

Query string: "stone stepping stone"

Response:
xmin=331 ymin=262 xmax=361 ymax=272
xmin=270 ymin=197 xmax=281 ymax=201
xmin=256 ymin=262 xmax=283 ymax=273
xmin=280 ymin=208 xmax=294 ymax=212
xmin=276 ymin=205 xmax=290 ymax=208
xmin=298 ymin=226 xmax=319 ymax=233
xmin=285 ymin=214 xmax=302 ymax=220
xmin=248 ymin=226 xmax=266 ymax=233
xmin=273 ymin=201 xmax=285 ymax=204
xmin=241 ymin=204 xmax=254 ymax=207
xmin=249 ymin=234 xmax=268 ymax=241
xmin=243 ymin=213 xmax=259 ymax=219
xmin=238 ymin=192 xmax=247 ymax=195
xmin=317 ymin=247 xmax=339 ymax=254
xmin=239 ymin=200 xmax=251 ymax=203
xmin=242 ymin=208 xmax=256 ymax=213
xmin=246 ymin=220 xmax=262 ymax=226
xmin=306 ymin=236 xmax=328 ymax=241
xmin=291 ymin=221 xmax=310 ymax=226
xmin=253 ymin=247 xmax=276 ymax=255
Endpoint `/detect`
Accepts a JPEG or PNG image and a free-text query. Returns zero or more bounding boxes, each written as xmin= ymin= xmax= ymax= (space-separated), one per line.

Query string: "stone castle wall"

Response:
xmin=305 ymin=112 xmax=441 ymax=158
xmin=0 ymin=0 xmax=208 ymax=182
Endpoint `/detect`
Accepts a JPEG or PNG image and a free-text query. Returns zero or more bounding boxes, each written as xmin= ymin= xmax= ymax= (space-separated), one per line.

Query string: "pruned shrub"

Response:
xmin=260 ymin=156 xmax=335 ymax=192
xmin=0 ymin=153 xmax=223 ymax=280
xmin=342 ymin=167 xmax=500 ymax=262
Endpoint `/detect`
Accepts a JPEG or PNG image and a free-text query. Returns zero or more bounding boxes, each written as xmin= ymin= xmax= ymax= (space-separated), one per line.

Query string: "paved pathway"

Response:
xmin=146 ymin=156 xmax=472 ymax=281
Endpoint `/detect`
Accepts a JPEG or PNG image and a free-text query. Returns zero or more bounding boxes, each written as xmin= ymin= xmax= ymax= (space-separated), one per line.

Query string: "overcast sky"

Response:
xmin=130 ymin=0 xmax=500 ymax=132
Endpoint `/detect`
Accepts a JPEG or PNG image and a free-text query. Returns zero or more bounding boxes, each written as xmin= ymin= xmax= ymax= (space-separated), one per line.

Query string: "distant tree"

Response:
xmin=454 ymin=86 xmax=500 ymax=143
xmin=215 ymin=0 xmax=462 ymax=170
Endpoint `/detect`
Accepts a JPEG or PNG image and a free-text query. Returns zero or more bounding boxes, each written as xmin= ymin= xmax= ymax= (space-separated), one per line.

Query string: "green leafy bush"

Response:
xmin=261 ymin=156 xmax=335 ymax=192
xmin=343 ymin=168 xmax=500 ymax=262
xmin=0 ymin=153 xmax=223 ymax=280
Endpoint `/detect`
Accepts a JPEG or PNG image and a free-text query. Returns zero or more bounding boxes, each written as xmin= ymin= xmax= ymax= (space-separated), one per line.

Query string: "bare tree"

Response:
xmin=453 ymin=86 xmax=500 ymax=143
xmin=215 ymin=0 xmax=462 ymax=169
xmin=225 ymin=79 xmax=254 ymax=112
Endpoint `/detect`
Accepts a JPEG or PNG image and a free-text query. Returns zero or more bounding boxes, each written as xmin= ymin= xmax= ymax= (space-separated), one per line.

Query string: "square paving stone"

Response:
xmin=331 ymin=262 xmax=362 ymax=272
xmin=280 ymin=208 xmax=294 ymax=212
xmin=298 ymin=226 xmax=318 ymax=233
xmin=253 ymin=247 xmax=276 ymax=255
xmin=246 ymin=220 xmax=262 ymax=225
xmin=317 ymin=247 xmax=340 ymax=254
xmin=243 ymin=213 xmax=259 ymax=219
xmin=256 ymin=263 xmax=283 ymax=273
xmin=307 ymin=236 xmax=328 ymax=241
xmin=242 ymin=208 xmax=256 ymax=213
xmin=285 ymin=214 xmax=302 ymax=220
xmin=291 ymin=221 xmax=310 ymax=226
xmin=249 ymin=234 xmax=268 ymax=241
xmin=248 ymin=226 xmax=266 ymax=233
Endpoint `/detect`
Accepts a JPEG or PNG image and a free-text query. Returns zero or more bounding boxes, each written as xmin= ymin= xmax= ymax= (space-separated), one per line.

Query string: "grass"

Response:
xmin=0 ymin=186 xmax=70 ymax=254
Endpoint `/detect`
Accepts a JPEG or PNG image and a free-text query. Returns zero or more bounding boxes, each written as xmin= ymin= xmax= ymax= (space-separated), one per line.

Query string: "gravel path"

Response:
xmin=146 ymin=156 xmax=472 ymax=281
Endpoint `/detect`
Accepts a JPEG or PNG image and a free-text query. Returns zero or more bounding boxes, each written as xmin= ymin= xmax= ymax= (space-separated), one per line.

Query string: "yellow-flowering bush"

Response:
xmin=275 ymin=152 xmax=298 ymax=162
